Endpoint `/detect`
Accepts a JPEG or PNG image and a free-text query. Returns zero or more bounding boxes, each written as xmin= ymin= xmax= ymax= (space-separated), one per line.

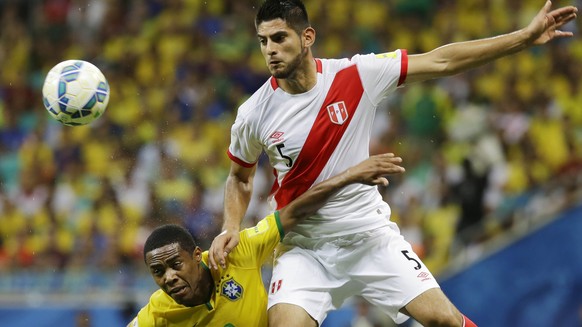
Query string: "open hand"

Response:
xmin=345 ymin=153 xmax=405 ymax=187
xmin=527 ymin=1 xmax=577 ymax=45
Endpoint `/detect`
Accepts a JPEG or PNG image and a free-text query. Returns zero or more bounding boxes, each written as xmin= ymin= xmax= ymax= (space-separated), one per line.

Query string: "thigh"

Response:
xmin=268 ymin=303 xmax=318 ymax=327
xmin=401 ymin=288 xmax=463 ymax=326
xmin=268 ymin=244 xmax=346 ymax=326
xmin=349 ymin=228 xmax=441 ymax=324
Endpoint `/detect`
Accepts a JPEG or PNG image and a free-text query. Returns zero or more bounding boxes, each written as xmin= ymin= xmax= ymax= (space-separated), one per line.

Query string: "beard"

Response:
xmin=271 ymin=46 xmax=307 ymax=79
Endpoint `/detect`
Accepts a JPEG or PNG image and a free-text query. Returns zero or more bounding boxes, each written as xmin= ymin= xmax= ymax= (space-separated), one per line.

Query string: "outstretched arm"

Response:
xmin=278 ymin=153 xmax=405 ymax=232
xmin=209 ymin=162 xmax=256 ymax=269
xmin=406 ymin=1 xmax=577 ymax=84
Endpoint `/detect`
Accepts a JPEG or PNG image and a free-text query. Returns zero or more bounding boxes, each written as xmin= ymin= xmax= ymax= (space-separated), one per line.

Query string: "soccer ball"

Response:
xmin=42 ymin=60 xmax=110 ymax=126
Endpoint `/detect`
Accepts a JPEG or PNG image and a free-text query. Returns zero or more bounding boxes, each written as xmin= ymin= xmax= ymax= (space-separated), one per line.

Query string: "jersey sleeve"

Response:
xmin=135 ymin=302 xmax=157 ymax=327
xmin=352 ymin=49 xmax=408 ymax=106
xmin=227 ymin=110 xmax=262 ymax=167
xmin=235 ymin=212 xmax=284 ymax=266
xmin=135 ymin=290 xmax=182 ymax=326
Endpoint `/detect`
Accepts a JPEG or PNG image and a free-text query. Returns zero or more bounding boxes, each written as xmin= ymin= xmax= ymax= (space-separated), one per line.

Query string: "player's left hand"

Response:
xmin=527 ymin=1 xmax=577 ymax=45
xmin=345 ymin=153 xmax=405 ymax=186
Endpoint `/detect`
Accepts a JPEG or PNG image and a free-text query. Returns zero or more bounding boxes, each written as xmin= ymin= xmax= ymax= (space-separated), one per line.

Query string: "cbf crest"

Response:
xmin=221 ymin=278 xmax=243 ymax=301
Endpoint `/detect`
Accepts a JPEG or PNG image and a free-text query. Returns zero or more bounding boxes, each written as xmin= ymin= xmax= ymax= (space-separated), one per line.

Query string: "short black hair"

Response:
xmin=256 ymin=0 xmax=310 ymax=35
xmin=143 ymin=224 xmax=197 ymax=262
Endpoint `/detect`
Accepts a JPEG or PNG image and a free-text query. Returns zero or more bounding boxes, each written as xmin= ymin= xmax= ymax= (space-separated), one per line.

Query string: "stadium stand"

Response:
xmin=0 ymin=0 xmax=580 ymax=326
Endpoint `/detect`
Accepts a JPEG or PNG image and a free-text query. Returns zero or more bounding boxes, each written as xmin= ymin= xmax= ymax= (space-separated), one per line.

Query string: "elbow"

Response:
xmin=426 ymin=47 xmax=463 ymax=78
xmin=433 ymin=58 xmax=460 ymax=77
xmin=287 ymin=206 xmax=310 ymax=223
xmin=280 ymin=204 xmax=311 ymax=228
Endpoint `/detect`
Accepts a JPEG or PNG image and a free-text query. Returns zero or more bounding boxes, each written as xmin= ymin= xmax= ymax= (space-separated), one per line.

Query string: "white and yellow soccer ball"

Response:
xmin=42 ymin=60 xmax=110 ymax=126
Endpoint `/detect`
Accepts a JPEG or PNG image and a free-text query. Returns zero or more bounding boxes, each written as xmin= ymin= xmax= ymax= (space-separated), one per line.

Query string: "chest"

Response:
xmin=156 ymin=274 xmax=267 ymax=327
xmin=257 ymin=86 xmax=373 ymax=175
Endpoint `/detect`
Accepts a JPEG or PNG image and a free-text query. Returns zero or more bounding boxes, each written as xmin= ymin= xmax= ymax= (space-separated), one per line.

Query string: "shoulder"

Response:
xmin=240 ymin=213 xmax=283 ymax=241
xmin=349 ymin=50 xmax=406 ymax=66
xmin=136 ymin=289 xmax=184 ymax=324
xmin=318 ymin=57 xmax=354 ymax=73
xmin=227 ymin=213 xmax=283 ymax=266
xmin=237 ymin=79 xmax=278 ymax=118
xmin=201 ymin=251 xmax=211 ymax=270
xmin=149 ymin=288 xmax=173 ymax=306
xmin=138 ymin=289 xmax=177 ymax=314
xmin=238 ymin=213 xmax=284 ymax=253
xmin=319 ymin=55 xmax=399 ymax=75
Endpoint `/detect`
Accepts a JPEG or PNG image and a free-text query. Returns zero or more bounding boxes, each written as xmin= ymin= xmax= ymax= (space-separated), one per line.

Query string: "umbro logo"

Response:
xmin=270 ymin=131 xmax=285 ymax=143
xmin=417 ymin=272 xmax=432 ymax=282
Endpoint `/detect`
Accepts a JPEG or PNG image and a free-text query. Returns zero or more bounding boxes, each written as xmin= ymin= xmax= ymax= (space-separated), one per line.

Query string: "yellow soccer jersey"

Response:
xmin=129 ymin=212 xmax=284 ymax=327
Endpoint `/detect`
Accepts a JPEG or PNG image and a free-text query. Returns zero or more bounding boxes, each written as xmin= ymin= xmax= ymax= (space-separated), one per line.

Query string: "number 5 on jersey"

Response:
xmin=276 ymin=143 xmax=294 ymax=168
xmin=401 ymin=250 xmax=422 ymax=270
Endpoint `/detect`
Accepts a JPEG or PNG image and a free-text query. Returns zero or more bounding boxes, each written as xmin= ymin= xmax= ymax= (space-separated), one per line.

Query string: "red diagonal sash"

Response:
xmin=274 ymin=64 xmax=364 ymax=209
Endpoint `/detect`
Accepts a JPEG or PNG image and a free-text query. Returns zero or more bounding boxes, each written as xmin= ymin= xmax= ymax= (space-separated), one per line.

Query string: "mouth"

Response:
xmin=169 ymin=286 xmax=188 ymax=298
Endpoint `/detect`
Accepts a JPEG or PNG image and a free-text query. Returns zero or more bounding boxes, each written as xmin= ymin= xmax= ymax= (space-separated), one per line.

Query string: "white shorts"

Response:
xmin=267 ymin=224 xmax=440 ymax=325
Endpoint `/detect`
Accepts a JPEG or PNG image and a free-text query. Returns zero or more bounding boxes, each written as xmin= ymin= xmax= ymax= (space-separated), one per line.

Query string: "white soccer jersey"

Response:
xmin=228 ymin=50 xmax=408 ymax=238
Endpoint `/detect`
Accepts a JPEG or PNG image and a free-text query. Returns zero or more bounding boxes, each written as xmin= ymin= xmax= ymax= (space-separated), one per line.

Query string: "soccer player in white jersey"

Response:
xmin=209 ymin=0 xmax=578 ymax=326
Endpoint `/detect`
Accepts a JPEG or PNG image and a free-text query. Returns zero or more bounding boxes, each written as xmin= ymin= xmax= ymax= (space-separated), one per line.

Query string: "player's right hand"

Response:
xmin=209 ymin=229 xmax=240 ymax=270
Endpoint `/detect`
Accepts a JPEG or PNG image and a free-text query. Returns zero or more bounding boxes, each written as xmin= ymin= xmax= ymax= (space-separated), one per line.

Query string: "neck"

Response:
xmin=278 ymin=55 xmax=317 ymax=94
xmin=199 ymin=268 xmax=214 ymax=303
xmin=187 ymin=267 xmax=214 ymax=307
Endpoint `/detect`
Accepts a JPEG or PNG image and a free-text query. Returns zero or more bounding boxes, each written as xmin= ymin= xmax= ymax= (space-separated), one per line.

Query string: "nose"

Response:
xmin=265 ymin=40 xmax=277 ymax=56
xmin=163 ymin=269 xmax=178 ymax=286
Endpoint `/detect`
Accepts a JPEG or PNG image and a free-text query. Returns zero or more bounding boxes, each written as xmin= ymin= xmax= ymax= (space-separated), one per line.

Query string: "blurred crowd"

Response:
xmin=0 ymin=0 xmax=581 ymax=300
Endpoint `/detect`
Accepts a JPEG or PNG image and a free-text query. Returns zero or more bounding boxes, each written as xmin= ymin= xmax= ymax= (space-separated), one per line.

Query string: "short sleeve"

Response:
xmin=351 ymin=49 xmax=408 ymax=106
xmin=235 ymin=212 xmax=284 ymax=266
xmin=227 ymin=112 xmax=262 ymax=167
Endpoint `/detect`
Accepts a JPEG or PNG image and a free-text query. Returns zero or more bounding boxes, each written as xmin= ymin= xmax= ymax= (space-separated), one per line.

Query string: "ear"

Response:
xmin=303 ymin=27 xmax=316 ymax=48
xmin=193 ymin=247 xmax=203 ymax=262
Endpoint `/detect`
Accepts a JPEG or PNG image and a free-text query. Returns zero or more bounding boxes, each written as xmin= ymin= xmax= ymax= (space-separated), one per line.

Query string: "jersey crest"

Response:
xmin=326 ymin=101 xmax=348 ymax=125
xmin=221 ymin=278 xmax=243 ymax=301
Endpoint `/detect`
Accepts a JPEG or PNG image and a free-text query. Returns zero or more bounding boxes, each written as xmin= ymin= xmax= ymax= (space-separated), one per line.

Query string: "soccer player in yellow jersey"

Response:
xmin=127 ymin=153 xmax=405 ymax=327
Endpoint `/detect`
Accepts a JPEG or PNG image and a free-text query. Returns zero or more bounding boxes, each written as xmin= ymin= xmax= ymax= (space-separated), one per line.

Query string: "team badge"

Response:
xmin=326 ymin=101 xmax=348 ymax=125
xmin=270 ymin=279 xmax=283 ymax=294
xmin=221 ymin=278 xmax=243 ymax=301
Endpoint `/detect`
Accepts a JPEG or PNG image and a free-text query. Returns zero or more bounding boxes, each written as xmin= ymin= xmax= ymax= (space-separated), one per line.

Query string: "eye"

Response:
xmin=272 ymin=34 xmax=286 ymax=43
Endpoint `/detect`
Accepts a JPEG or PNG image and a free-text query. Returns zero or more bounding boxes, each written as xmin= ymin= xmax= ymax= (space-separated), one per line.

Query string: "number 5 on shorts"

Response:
xmin=401 ymin=250 xmax=422 ymax=270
